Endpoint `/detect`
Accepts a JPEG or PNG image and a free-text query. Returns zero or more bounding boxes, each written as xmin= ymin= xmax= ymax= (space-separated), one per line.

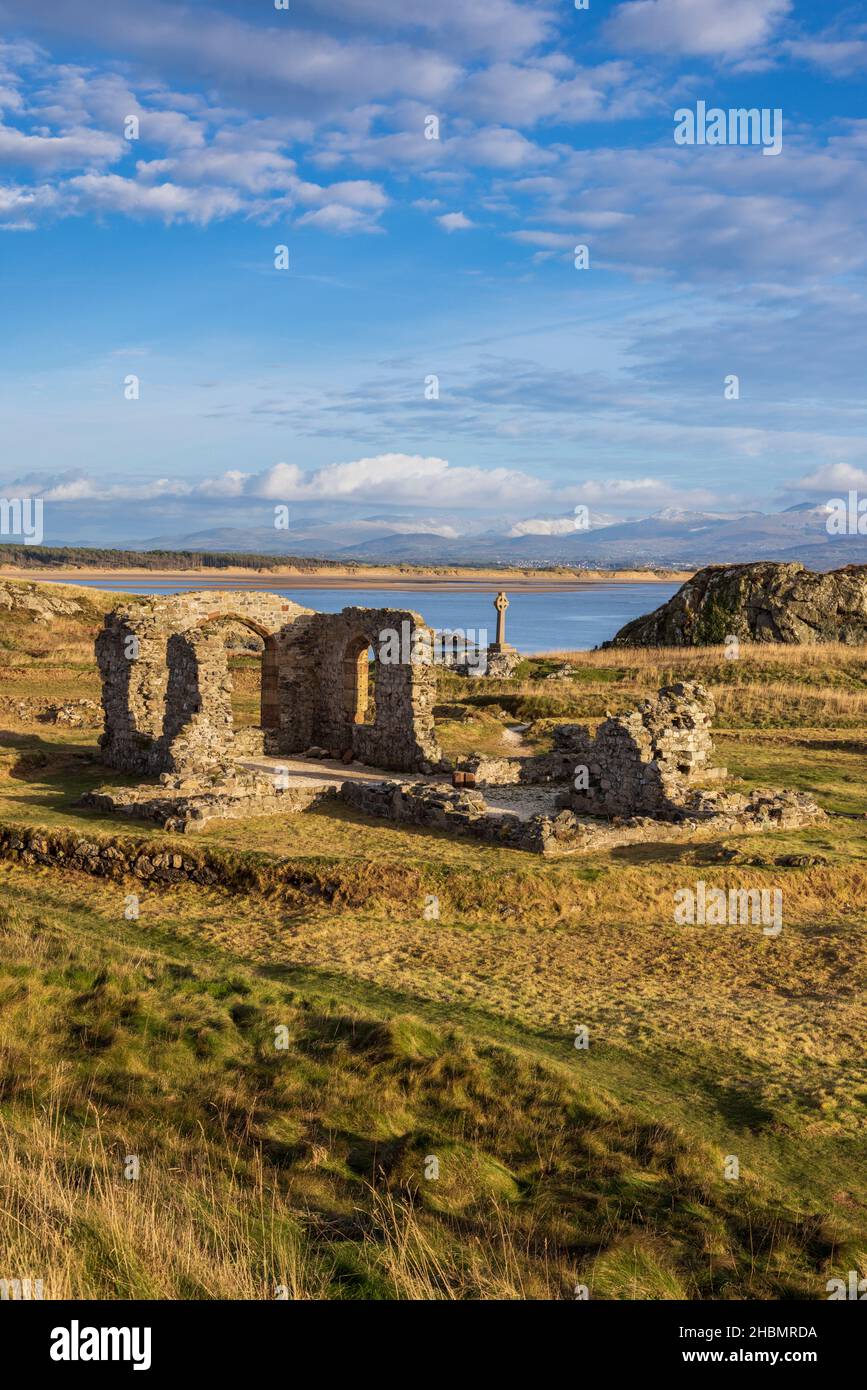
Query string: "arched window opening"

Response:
xmin=343 ymin=637 xmax=377 ymax=727
xmin=201 ymin=616 xmax=279 ymax=731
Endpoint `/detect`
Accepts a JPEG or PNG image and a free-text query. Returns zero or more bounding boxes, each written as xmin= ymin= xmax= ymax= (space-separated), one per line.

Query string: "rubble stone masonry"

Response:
xmin=97 ymin=592 xmax=442 ymax=776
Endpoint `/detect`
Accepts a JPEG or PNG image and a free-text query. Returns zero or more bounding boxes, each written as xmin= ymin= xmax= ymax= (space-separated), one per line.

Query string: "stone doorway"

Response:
xmin=197 ymin=615 xmax=280 ymax=755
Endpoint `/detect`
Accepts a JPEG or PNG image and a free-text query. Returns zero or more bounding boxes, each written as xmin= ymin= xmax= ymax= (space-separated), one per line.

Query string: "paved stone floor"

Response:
xmin=237 ymin=754 xmax=440 ymax=790
xmin=237 ymin=755 xmax=562 ymax=822
xmin=480 ymin=784 xmax=565 ymax=819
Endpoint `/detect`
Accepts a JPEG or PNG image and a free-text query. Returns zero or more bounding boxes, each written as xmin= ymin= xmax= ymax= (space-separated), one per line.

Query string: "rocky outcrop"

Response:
xmin=605 ymin=562 xmax=867 ymax=647
xmin=0 ymin=579 xmax=97 ymax=619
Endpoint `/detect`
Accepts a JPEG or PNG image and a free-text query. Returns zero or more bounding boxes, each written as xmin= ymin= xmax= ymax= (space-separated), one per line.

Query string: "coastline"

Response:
xmin=0 ymin=565 xmax=693 ymax=593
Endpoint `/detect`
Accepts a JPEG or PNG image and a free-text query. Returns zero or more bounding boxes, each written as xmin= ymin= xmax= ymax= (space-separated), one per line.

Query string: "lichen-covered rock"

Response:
xmin=605 ymin=561 xmax=867 ymax=647
xmin=484 ymin=649 xmax=521 ymax=678
xmin=0 ymin=579 xmax=91 ymax=618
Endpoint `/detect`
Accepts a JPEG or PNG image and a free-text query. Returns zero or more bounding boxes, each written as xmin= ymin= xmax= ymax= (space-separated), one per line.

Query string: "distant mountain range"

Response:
xmin=140 ymin=503 xmax=867 ymax=570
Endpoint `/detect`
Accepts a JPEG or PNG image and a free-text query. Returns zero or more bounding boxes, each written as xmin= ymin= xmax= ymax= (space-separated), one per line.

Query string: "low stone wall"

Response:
xmin=81 ymin=767 xmax=337 ymax=833
xmin=0 ymin=816 xmax=543 ymax=920
xmin=341 ymin=778 xmax=826 ymax=856
xmin=340 ymin=779 xmax=556 ymax=852
xmin=0 ymin=822 xmax=356 ymax=903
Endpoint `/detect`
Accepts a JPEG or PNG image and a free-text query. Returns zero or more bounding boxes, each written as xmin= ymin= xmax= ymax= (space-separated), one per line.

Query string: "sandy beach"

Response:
xmin=1 ymin=565 xmax=692 ymax=593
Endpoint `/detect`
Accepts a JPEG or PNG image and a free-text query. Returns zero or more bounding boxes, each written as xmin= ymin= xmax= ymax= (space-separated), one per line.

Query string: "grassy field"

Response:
xmin=0 ymin=580 xmax=865 ymax=1299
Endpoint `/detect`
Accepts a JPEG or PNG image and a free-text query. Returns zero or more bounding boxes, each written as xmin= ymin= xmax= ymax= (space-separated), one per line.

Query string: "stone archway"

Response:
xmin=194 ymin=613 xmax=280 ymax=735
xmin=96 ymin=590 xmax=314 ymax=775
xmin=303 ymin=606 xmax=443 ymax=771
xmin=96 ymin=592 xmax=444 ymax=777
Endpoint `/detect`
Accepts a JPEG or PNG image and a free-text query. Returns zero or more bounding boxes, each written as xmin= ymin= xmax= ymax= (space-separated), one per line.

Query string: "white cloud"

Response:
xmin=68 ymin=173 xmax=244 ymax=223
xmin=505 ymin=129 xmax=867 ymax=283
xmin=788 ymin=462 xmax=867 ymax=492
xmin=32 ymin=455 xmax=551 ymax=508
xmin=605 ymin=0 xmax=792 ymax=59
xmin=509 ymin=229 xmax=572 ymax=249
xmin=0 ymin=121 xmax=121 ymax=169
xmin=508 ymin=514 xmax=614 ymax=536
xmin=42 ymin=474 xmax=194 ymax=501
xmin=437 ymin=210 xmax=475 ymax=232
xmin=251 ymin=455 xmax=546 ymax=505
xmin=785 ymin=31 xmax=867 ymax=76
xmin=458 ymin=59 xmax=651 ymax=127
xmin=136 ymin=148 xmax=298 ymax=195
xmin=0 ymin=0 xmax=461 ymax=111
xmin=31 ymin=459 xmax=723 ymax=514
xmin=303 ymin=0 xmax=553 ymax=61
xmin=553 ymin=477 xmax=720 ymax=509
xmin=0 ymin=181 xmax=59 ymax=228
xmin=295 ymin=202 xmax=383 ymax=233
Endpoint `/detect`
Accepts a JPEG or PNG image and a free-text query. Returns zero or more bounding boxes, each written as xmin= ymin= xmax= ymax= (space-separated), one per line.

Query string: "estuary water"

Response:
xmin=64 ymin=579 xmax=677 ymax=653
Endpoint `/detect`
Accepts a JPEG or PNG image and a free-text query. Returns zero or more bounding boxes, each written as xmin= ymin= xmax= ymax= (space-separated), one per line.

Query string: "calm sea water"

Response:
xmin=64 ymin=580 xmax=676 ymax=653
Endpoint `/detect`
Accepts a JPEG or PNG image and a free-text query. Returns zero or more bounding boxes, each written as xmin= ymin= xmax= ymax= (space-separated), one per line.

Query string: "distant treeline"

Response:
xmin=0 ymin=545 xmax=347 ymax=572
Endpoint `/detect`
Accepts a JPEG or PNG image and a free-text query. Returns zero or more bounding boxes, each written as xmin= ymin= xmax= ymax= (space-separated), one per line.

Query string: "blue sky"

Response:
xmin=1 ymin=0 xmax=866 ymax=546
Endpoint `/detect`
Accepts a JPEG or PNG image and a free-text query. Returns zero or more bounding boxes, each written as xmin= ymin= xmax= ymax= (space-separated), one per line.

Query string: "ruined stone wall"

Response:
xmin=340 ymin=779 xmax=825 ymax=856
xmin=300 ymin=608 xmax=442 ymax=770
xmin=567 ymin=681 xmax=718 ymax=817
xmin=97 ymin=591 xmax=314 ymax=775
xmin=97 ymin=593 xmax=443 ymax=777
xmin=456 ymin=683 xmax=720 ymax=815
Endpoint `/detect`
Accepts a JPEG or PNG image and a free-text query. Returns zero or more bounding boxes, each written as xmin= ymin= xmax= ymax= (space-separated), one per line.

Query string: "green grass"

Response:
xmin=1 ymin=592 xmax=866 ymax=1301
xmin=1 ymin=867 xmax=864 ymax=1300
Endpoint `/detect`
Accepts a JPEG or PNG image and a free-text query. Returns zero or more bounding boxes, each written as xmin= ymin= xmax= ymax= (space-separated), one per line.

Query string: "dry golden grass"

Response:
xmin=1 ymin=610 xmax=867 ymax=1300
xmin=1 ymin=879 xmax=862 ymax=1300
xmin=544 ymin=641 xmax=867 ymax=671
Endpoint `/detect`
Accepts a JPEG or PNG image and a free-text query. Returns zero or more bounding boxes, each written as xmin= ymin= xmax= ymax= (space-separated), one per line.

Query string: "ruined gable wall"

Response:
xmin=302 ymin=607 xmax=443 ymax=771
xmin=98 ymin=591 xmax=314 ymax=775
xmin=97 ymin=593 xmax=443 ymax=777
xmin=565 ymin=682 xmax=717 ymax=817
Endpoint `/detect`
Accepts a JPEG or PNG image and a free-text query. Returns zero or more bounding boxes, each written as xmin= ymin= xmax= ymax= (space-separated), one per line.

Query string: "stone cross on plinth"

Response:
xmin=484 ymin=590 xmax=519 ymax=677
xmin=494 ymin=590 xmax=509 ymax=647
xmin=488 ymin=591 xmax=516 ymax=657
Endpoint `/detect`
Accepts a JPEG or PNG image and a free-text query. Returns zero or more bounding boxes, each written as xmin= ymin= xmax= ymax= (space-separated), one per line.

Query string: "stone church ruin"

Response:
xmin=88 ymin=591 xmax=825 ymax=853
xmin=97 ymin=591 xmax=442 ymax=776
